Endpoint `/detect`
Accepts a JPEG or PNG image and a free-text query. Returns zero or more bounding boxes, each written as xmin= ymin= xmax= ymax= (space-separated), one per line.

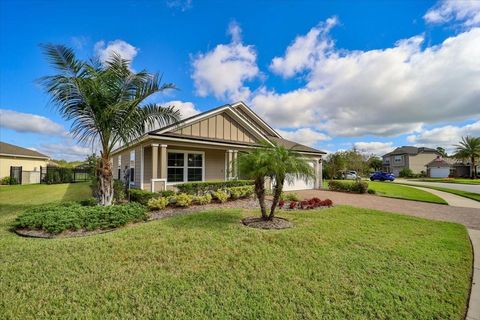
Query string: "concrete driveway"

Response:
xmin=395 ymin=179 xmax=480 ymax=193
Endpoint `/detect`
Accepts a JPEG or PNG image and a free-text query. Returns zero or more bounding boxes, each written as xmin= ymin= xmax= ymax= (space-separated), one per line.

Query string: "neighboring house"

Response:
xmin=111 ymin=102 xmax=326 ymax=192
xmin=382 ymin=146 xmax=440 ymax=176
xmin=426 ymin=156 xmax=476 ymax=178
xmin=0 ymin=141 xmax=50 ymax=183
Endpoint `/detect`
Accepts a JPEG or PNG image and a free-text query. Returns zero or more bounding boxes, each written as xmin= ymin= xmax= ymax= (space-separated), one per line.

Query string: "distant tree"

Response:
xmin=324 ymin=153 xmax=346 ymax=180
xmin=368 ymin=156 xmax=383 ymax=172
xmin=39 ymin=44 xmax=179 ymax=205
xmin=453 ymin=136 xmax=480 ymax=179
xmin=436 ymin=147 xmax=448 ymax=157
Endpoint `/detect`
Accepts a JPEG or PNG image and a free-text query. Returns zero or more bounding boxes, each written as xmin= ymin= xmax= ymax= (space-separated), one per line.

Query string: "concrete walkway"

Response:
xmin=468 ymin=229 xmax=480 ymax=320
xmin=396 ymin=179 xmax=480 ymax=194
xmin=409 ymin=186 xmax=480 ymax=209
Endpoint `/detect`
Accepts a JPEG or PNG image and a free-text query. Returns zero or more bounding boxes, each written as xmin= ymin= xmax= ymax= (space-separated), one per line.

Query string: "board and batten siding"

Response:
xmin=173 ymin=113 xmax=256 ymax=144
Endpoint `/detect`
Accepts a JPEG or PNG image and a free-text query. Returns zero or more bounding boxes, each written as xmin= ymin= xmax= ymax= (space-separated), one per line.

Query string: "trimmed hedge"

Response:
xmin=129 ymin=189 xmax=175 ymax=205
xmin=328 ymin=180 xmax=369 ymax=194
xmin=13 ymin=202 xmax=147 ymax=234
xmin=225 ymin=186 xmax=254 ymax=199
xmin=176 ymin=180 xmax=254 ymax=195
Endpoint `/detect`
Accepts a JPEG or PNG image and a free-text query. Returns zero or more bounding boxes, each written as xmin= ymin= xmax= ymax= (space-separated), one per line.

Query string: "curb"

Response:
xmin=467 ymin=229 xmax=480 ymax=320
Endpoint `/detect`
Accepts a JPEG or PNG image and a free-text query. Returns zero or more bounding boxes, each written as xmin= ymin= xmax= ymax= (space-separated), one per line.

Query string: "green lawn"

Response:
xmin=411 ymin=178 xmax=480 ymax=185
xmin=324 ymin=180 xmax=448 ymax=204
xmin=0 ymin=183 xmax=472 ymax=319
xmin=399 ymin=183 xmax=480 ymax=203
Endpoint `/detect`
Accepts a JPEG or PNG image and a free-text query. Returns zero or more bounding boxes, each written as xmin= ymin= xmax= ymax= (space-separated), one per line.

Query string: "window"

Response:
xmin=130 ymin=151 xmax=135 ymax=184
xmin=117 ymin=156 xmax=122 ymax=179
xmin=167 ymin=151 xmax=203 ymax=183
xmin=394 ymin=155 xmax=402 ymax=163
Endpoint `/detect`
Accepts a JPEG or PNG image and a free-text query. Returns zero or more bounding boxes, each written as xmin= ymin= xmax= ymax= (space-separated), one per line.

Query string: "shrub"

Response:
xmin=193 ymin=194 xmax=212 ymax=205
xmin=113 ymin=180 xmax=126 ymax=203
xmin=399 ymin=168 xmax=414 ymax=178
xmin=278 ymin=200 xmax=285 ymax=209
xmin=281 ymin=192 xmax=300 ymax=202
xmin=79 ymin=197 xmax=97 ymax=206
xmin=212 ymin=190 xmax=229 ymax=203
xmin=176 ymin=180 xmax=254 ymax=195
xmin=13 ymin=202 xmax=147 ymax=234
xmin=0 ymin=176 xmax=17 ymax=185
xmin=147 ymin=197 xmax=169 ymax=211
xmin=289 ymin=201 xmax=298 ymax=209
xmin=128 ymin=189 xmax=156 ymax=205
xmin=321 ymin=199 xmax=333 ymax=207
xmin=175 ymin=193 xmax=193 ymax=207
xmin=367 ymin=189 xmax=376 ymax=194
xmin=328 ymin=180 xmax=368 ymax=194
xmin=226 ymin=186 xmax=254 ymax=199
xmin=158 ymin=190 xmax=175 ymax=197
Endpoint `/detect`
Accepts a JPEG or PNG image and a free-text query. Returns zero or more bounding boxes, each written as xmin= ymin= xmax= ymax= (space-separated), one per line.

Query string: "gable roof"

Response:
xmin=384 ymin=146 xmax=439 ymax=157
xmin=426 ymin=156 xmax=452 ymax=168
xmin=0 ymin=141 xmax=49 ymax=159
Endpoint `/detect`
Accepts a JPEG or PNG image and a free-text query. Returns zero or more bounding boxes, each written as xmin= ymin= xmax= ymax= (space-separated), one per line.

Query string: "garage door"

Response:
xmin=430 ymin=167 xmax=450 ymax=178
xmin=282 ymin=161 xmax=315 ymax=191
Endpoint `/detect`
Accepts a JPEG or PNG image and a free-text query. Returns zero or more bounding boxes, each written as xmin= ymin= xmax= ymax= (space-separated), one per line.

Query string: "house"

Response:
xmin=426 ymin=156 xmax=476 ymax=178
xmin=382 ymin=146 xmax=440 ymax=176
xmin=111 ymin=102 xmax=326 ymax=192
xmin=0 ymin=141 xmax=50 ymax=183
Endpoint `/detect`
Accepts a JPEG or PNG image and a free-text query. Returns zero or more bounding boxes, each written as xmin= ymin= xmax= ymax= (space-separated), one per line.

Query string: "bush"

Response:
xmin=147 ymin=197 xmax=169 ymax=211
xmin=13 ymin=202 xmax=147 ymax=234
xmin=129 ymin=189 xmax=156 ymax=205
xmin=226 ymin=186 xmax=254 ymax=199
xmin=399 ymin=168 xmax=414 ymax=178
xmin=79 ymin=197 xmax=97 ymax=206
xmin=280 ymin=192 xmax=300 ymax=202
xmin=159 ymin=190 xmax=175 ymax=197
xmin=367 ymin=189 xmax=376 ymax=195
xmin=283 ymin=197 xmax=333 ymax=210
xmin=176 ymin=180 xmax=254 ymax=195
xmin=0 ymin=176 xmax=17 ymax=185
xmin=193 ymin=194 xmax=212 ymax=205
xmin=328 ymin=180 xmax=368 ymax=194
xmin=175 ymin=193 xmax=193 ymax=207
xmin=113 ymin=180 xmax=126 ymax=203
xmin=212 ymin=190 xmax=229 ymax=203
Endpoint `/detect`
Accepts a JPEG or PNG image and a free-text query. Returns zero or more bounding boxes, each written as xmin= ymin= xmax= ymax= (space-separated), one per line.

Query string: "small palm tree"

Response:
xmin=454 ymin=136 xmax=480 ymax=179
xmin=40 ymin=44 xmax=180 ymax=205
xmin=237 ymin=141 xmax=314 ymax=220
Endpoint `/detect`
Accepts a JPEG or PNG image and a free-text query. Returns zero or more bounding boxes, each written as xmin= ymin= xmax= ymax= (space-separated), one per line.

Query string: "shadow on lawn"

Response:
xmin=163 ymin=209 xmax=243 ymax=231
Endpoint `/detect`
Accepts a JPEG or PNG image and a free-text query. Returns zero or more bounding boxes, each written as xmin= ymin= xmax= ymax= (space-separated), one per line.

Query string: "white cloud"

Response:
xmin=0 ymin=109 xmax=66 ymax=136
xmin=191 ymin=22 xmax=259 ymax=101
xmin=250 ymin=23 xmax=480 ymax=137
xmin=163 ymin=100 xmax=201 ymax=119
xmin=270 ymin=16 xmax=338 ymax=78
xmin=166 ymin=0 xmax=192 ymax=11
xmin=352 ymin=141 xmax=395 ymax=156
xmin=407 ymin=120 xmax=480 ymax=152
xmin=94 ymin=40 xmax=138 ymax=64
xmin=277 ymin=128 xmax=330 ymax=147
xmin=37 ymin=141 xmax=93 ymax=162
xmin=424 ymin=0 xmax=480 ymax=27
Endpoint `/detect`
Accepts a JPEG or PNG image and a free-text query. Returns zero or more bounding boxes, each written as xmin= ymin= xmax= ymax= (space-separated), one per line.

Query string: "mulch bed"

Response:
xmin=242 ymin=216 xmax=293 ymax=229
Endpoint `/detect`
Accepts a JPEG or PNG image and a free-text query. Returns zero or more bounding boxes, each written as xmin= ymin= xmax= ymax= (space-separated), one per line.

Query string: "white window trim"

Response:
xmin=166 ymin=149 xmax=205 ymax=185
xmin=129 ymin=150 xmax=136 ymax=185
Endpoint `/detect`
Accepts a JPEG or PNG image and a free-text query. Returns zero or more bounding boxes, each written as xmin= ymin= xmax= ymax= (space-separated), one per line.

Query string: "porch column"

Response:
xmin=160 ymin=144 xmax=168 ymax=179
xmin=151 ymin=144 xmax=159 ymax=179
xmin=318 ymin=157 xmax=323 ymax=189
xmin=226 ymin=150 xmax=233 ymax=180
xmin=233 ymin=150 xmax=238 ymax=178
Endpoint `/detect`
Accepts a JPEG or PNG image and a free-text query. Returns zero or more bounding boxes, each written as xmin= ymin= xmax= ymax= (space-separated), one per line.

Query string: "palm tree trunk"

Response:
xmin=98 ymin=155 xmax=114 ymax=206
xmin=473 ymin=157 xmax=478 ymax=179
xmin=269 ymin=178 xmax=284 ymax=220
xmin=254 ymin=177 xmax=267 ymax=220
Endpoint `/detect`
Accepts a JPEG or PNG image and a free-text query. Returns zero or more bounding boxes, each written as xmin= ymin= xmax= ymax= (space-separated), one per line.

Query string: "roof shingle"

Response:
xmin=0 ymin=141 xmax=49 ymax=159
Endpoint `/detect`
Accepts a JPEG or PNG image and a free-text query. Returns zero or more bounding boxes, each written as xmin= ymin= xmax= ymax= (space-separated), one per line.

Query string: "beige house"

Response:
xmin=0 ymin=141 xmax=50 ymax=183
xmin=112 ymin=102 xmax=325 ymax=192
xmin=382 ymin=146 xmax=440 ymax=176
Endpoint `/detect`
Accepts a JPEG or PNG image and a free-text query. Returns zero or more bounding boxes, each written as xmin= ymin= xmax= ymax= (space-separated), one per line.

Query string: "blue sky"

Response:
xmin=1 ymin=0 xmax=479 ymax=160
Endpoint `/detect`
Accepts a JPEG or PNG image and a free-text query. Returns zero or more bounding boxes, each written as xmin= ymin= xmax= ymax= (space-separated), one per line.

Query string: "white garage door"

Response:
xmin=282 ymin=161 xmax=315 ymax=191
xmin=430 ymin=167 xmax=450 ymax=178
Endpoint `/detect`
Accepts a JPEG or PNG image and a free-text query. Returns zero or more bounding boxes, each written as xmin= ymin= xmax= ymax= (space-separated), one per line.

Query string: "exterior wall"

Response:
xmin=409 ymin=153 xmax=439 ymax=174
xmin=233 ymin=107 xmax=271 ymax=137
xmin=173 ymin=113 xmax=257 ymax=144
xmin=0 ymin=156 xmax=48 ymax=178
xmin=205 ymin=149 xmax=226 ymax=180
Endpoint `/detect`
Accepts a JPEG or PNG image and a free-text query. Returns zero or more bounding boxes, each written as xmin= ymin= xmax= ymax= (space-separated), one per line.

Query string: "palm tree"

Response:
xmin=40 ymin=44 xmax=180 ymax=205
xmin=453 ymin=136 xmax=480 ymax=179
xmin=237 ymin=141 xmax=314 ymax=220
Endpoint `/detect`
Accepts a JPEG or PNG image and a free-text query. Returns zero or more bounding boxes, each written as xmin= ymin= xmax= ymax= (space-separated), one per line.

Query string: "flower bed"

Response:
xmin=279 ymin=197 xmax=333 ymax=210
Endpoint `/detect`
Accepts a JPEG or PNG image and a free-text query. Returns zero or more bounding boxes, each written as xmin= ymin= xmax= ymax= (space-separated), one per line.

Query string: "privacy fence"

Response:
xmin=8 ymin=166 xmax=91 ymax=185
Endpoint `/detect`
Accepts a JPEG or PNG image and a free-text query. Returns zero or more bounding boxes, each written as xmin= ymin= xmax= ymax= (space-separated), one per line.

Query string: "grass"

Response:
xmin=325 ymin=180 xmax=448 ymax=204
xmin=399 ymin=183 xmax=480 ymax=203
xmin=410 ymin=178 xmax=480 ymax=185
xmin=0 ymin=183 xmax=473 ymax=319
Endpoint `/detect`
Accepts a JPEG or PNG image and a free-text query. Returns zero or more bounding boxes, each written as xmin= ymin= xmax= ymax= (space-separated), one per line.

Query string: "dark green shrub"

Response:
xmin=399 ymin=168 xmax=414 ymax=178
xmin=328 ymin=180 xmax=369 ymax=194
xmin=113 ymin=180 xmax=126 ymax=203
xmin=158 ymin=190 xmax=175 ymax=197
xmin=13 ymin=202 xmax=147 ymax=234
xmin=0 ymin=176 xmax=17 ymax=185
xmin=176 ymin=180 xmax=254 ymax=195
xmin=129 ymin=189 xmax=156 ymax=205
xmin=79 ymin=197 xmax=97 ymax=206
xmin=367 ymin=189 xmax=376 ymax=195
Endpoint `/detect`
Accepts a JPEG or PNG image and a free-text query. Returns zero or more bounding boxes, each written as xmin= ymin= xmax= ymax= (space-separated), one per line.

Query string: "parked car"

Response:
xmin=343 ymin=171 xmax=359 ymax=180
xmin=370 ymin=172 xmax=395 ymax=181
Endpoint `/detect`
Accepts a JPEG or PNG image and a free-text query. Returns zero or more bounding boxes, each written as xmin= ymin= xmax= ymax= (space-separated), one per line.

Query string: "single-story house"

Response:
xmin=111 ymin=102 xmax=326 ymax=192
xmin=0 ymin=141 xmax=50 ymax=183
xmin=426 ymin=156 xmax=476 ymax=178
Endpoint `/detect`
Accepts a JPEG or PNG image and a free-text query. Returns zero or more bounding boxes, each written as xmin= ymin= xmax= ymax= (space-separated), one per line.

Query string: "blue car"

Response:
xmin=370 ymin=172 xmax=395 ymax=181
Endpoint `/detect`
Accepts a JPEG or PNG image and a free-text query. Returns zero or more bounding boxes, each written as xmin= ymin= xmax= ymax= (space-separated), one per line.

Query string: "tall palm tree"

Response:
xmin=237 ymin=141 xmax=314 ymax=220
xmin=453 ymin=136 xmax=480 ymax=179
xmin=40 ymin=44 xmax=180 ymax=205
